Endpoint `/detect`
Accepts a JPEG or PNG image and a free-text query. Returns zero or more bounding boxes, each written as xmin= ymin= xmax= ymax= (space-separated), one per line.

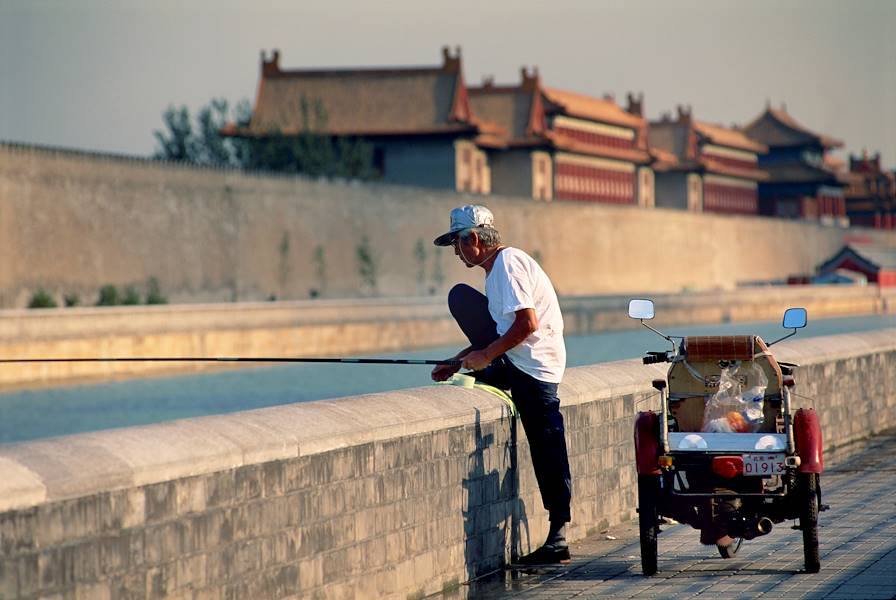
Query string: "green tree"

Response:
xmin=356 ymin=236 xmax=378 ymax=295
xmin=96 ymin=285 xmax=120 ymax=306
xmin=414 ymin=238 xmax=427 ymax=294
xmin=153 ymin=96 xmax=375 ymax=179
xmin=145 ymin=277 xmax=168 ymax=305
xmin=153 ymin=105 xmax=196 ymax=162
xmin=28 ymin=289 xmax=57 ymax=309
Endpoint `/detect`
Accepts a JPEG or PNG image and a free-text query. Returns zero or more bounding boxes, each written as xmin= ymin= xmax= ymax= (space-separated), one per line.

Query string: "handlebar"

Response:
xmin=643 ymin=352 xmax=670 ymax=365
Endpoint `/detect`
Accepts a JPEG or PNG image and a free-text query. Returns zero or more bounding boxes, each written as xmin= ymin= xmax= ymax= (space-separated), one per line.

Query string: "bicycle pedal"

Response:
xmin=820 ymin=504 xmax=830 ymax=511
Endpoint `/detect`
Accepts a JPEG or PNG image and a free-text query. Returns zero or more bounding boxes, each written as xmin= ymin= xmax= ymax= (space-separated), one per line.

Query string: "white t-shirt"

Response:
xmin=485 ymin=247 xmax=566 ymax=383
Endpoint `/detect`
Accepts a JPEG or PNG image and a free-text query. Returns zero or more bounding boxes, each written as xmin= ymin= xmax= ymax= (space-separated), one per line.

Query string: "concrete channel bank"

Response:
xmin=1 ymin=284 xmax=893 ymax=389
xmin=0 ymin=328 xmax=894 ymax=599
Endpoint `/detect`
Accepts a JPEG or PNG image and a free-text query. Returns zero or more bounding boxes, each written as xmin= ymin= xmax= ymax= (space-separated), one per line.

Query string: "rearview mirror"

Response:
xmin=782 ymin=307 xmax=807 ymax=329
xmin=628 ymin=299 xmax=655 ymax=320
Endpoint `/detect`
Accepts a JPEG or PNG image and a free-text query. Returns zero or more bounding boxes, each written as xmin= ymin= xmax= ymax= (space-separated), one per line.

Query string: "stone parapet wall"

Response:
xmin=3 ymin=142 xmax=896 ymax=309
xmin=1 ymin=329 xmax=894 ymax=599
xmin=1 ymin=286 xmax=893 ymax=389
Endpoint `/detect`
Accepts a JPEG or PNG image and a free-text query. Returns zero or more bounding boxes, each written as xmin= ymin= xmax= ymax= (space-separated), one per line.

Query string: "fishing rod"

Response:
xmin=0 ymin=356 xmax=462 ymax=366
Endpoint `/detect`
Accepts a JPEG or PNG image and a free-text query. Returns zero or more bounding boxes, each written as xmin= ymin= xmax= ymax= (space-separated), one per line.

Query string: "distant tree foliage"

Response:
xmin=153 ymin=97 xmax=376 ymax=180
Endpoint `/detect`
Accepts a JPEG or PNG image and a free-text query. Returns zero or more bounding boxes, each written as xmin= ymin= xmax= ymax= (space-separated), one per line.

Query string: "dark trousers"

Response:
xmin=449 ymin=284 xmax=572 ymax=523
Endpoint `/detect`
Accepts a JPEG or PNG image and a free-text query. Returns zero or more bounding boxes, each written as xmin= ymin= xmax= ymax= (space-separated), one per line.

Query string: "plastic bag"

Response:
xmin=702 ymin=362 xmax=768 ymax=433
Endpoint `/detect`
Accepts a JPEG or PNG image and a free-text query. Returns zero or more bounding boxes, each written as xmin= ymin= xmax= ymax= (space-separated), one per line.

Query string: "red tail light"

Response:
xmin=712 ymin=456 xmax=744 ymax=478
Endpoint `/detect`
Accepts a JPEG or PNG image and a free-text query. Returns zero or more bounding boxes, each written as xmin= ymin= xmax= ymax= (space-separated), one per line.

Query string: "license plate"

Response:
xmin=743 ymin=454 xmax=785 ymax=476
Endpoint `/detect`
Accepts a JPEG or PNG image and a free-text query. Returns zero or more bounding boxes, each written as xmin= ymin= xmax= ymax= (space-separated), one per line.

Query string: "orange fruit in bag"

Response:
xmin=726 ymin=411 xmax=750 ymax=433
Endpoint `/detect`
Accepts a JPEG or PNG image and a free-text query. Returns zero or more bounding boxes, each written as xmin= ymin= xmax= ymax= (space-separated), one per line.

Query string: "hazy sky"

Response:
xmin=2 ymin=0 xmax=894 ymax=168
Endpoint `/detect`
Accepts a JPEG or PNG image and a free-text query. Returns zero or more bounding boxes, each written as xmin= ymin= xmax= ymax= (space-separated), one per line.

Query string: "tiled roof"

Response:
xmin=819 ymin=244 xmax=896 ymax=272
xmin=763 ymin=162 xmax=844 ymax=184
xmin=648 ymin=146 xmax=679 ymax=169
xmin=693 ymin=121 xmax=767 ymax=153
xmin=468 ymin=86 xmax=540 ymax=141
xmin=239 ymin=49 xmax=481 ymax=137
xmin=743 ymin=107 xmax=843 ymax=149
xmin=701 ymin=158 xmax=769 ymax=181
xmin=542 ymin=87 xmax=644 ymax=129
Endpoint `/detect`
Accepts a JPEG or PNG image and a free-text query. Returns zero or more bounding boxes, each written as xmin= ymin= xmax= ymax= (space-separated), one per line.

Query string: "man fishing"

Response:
xmin=431 ymin=204 xmax=573 ymax=566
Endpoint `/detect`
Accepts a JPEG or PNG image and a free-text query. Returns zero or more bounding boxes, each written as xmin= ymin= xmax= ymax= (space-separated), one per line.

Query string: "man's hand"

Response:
xmin=431 ymin=362 xmax=461 ymax=382
xmin=461 ymin=350 xmax=493 ymax=372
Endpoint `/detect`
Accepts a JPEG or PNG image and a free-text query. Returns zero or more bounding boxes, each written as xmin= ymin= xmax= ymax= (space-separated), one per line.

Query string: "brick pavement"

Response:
xmin=441 ymin=432 xmax=896 ymax=599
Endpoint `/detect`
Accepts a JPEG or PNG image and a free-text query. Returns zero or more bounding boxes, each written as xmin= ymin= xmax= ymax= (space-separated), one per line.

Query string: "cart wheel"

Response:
xmin=637 ymin=474 xmax=659 ymax=576
xmin=717 ymin=537 xmax=743 ymax=558
xmin=799 ymin=473 xmax=820 ymax=573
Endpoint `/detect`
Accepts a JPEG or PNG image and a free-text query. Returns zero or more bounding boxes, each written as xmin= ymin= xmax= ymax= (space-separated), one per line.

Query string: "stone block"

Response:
xmin=74 ymin=581 xmax=111 ymax=600
xmin=352 ymin=443 xmax=375 ymax=477
xmin=380 ymin=470 xmax=404 ymax=504
xmin=353 ymin=508 xmax=377 ymax=542
xmin=99 ymin=489 xmax=145 ymax=532
xmin=357 ymin=475 xmax=384 ymax=509
xmin=412 ymin=551 xmax=434 ymax=587
xmin=229 ymin=503 xmax=263 ymax=542
xmin=384 ymin=531 xmax=405 ymax=563
xmin=430 ymin=430 xmax=451 ymax=460
xmin=0 ymin=507 xmax=37 ymax=557
xmin=282 ymin=457 xmax=313 ymax=493
xmin=97 ymin=533 xmax=130 ymax=577
xmin=261 ymin=461 xmax=285 ymax=498
xmin=359 ymin=536 xmax=387 ymax=571
xmin=186 ymin=508 xmax=226 ymax=550
xmin=204 ymin=471 xmax=236 ymax=508
xmin=448 ymin=427 xmax=473 ymax=457
xmin=297 ymin=555 xmax=323 ymax=591
xmin=259 ymin=496 xmax=290 ymax=535
xmin=233 ymin=466 xmax=263 ymax=502
xmin=204 ymin=546 xmax=234 ymax=587
xmin=13 ymin=554 xmax=37 ymax=596
xmin=0 ymin=554 xmax=20 ymax=599
xmin=306 ymin=454 xmax=333 ymax=487
xmin=145 ymin=562 xmax=176 ymax=599
xmin=175 ymin=477 xmax=207 ymax=516
xmin=143 ymin=523 xmax=179 ymax=566
xmin=232 ymin=539 xmax=263 ymax=577
xmin=174 ymin=553 xmax=207 ymax=590
xmin=192 ymin=586 xmax=223 ymax=600
xmin=144 ymin=482 xmax=176 ymax=525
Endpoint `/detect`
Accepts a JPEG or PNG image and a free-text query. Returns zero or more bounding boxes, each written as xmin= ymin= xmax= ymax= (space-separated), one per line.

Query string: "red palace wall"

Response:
xmin=703 ymin=182 xmax=758 ymax=214
xmin=554 ymin=161 xmax=635 ymax=204
xmin=817 ymin=195 xmax=847 ymax=217
xmin=554 ymin=126 xmax=634 ymax=151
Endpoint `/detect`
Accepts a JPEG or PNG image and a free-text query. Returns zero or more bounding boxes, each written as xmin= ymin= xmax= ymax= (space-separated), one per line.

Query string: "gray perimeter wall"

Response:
xmin=1 ymin=329 xmax=894 ymax=599
xmin=2 ymin=142 xmax=896 ymax=308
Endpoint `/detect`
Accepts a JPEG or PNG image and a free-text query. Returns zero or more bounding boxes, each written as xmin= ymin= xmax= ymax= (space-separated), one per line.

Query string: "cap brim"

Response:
xmin=433 ymin=231 xmax=458 ymax=246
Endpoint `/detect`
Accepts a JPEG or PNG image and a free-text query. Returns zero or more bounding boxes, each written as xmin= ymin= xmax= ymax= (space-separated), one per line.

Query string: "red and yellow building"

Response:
xmin=844 ymin=152 xmax=896 ymax=229
xmin=649 ymin=106 xmax=768 ymax=215
xmin=742 ymin=105 xmax=848 ymax=223
xmin=468 ymin=70 xmax=654 ymax=205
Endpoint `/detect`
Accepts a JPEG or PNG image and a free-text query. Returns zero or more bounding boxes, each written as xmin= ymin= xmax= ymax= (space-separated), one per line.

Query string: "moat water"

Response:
xmin=0 ymin=314 xmax=893 ymax=444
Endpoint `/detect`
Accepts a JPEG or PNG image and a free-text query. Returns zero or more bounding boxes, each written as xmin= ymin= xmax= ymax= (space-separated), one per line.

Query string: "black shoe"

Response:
xmin=513 ymin=544 xmax=571 ymax=566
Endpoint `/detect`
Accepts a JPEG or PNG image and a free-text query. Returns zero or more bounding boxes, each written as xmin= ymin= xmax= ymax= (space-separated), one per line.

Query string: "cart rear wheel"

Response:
xmin=799 ymin=473 xmax=820 ymax=573
xmin=717 ymin=537 xmax=743 ymax=558
xmin=638 ymin=475 xmax=659 ymax=576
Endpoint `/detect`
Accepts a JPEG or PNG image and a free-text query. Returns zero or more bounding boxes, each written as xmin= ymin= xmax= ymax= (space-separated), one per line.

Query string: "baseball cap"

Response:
xmin=433 ymin=204 xmax=495 ymax=246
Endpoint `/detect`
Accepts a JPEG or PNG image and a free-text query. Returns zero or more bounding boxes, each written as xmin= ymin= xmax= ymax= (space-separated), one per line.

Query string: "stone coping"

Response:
xmin=0 ymin=328 xmax=893 ymax=512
